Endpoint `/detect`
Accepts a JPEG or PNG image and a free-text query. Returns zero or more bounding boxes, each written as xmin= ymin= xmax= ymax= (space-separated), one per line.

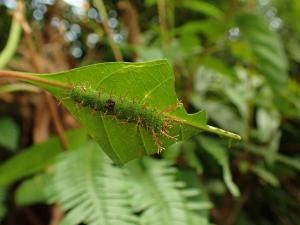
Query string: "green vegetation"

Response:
xmin=0 ymin=0 xmax=299 ymax=225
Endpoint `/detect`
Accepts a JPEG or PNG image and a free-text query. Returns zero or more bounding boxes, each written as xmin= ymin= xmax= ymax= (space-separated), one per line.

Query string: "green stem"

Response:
xmin=0 ymin=70 xmax=71 ymax=89
xmin=0 ymin=83 xmax=39 ymax=94
xmin=168 ymin=115 xmax=241 ymax=140
xmin=0 ymin=11 xmax=22 ymax=69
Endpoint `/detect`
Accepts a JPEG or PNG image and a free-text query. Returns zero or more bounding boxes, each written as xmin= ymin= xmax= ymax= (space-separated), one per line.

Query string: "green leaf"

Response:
xmin=191 ymin=96 xmax=244 ymax=135
xmin=198 ymin=136 xmax=240 ymax=197
xmin=256 ymin=108 xmax=280 ymax=142
xmin=26 ymin=60 xmax=240 ymax=165
xmin=44 ymin=140 xmax=210 ymax=225
xmin=236 ymin=13 xmax=288 ymax=89
xmin=15 ymin=174 xmax=50 ymax=206
xmin=251 ymin=165 xmax=280 ymax=187
xmin=201 ymin=57 xmax=238 ymax=81
xmin=176 ymin=19 xmax=228 ymax=42
xmin=0 ymin=117 xmax=19 ymax=151
xmin=244 ymin=144 xmax=300 ymax=172
xmin=0 ymin=187 xmax=6 ymax=222
xmin=46 ymin=141 xmax=138 ymax=225
xmin=126 ymin=158 xmax=209 ymax=225
xmin=176 ymin=170 xmax=212 ymax=217
xmin=182 ymin=141 xmax=204 ymax=174
xmin=178 ymin=0 xmax=223 ymax=19
xmin=0 ymin=129 xmax=87 ymax=186
xmin=0 ymin=83 xmax=39 ymax=95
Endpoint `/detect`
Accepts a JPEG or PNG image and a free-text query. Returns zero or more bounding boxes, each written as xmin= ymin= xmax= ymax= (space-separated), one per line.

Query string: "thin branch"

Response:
xmin=15 ymin=3 xmax=68 ymax=224
xmin=49 ymin=204 xmax=64 ymax=225
xmin=16 ymin=8 xmax=70 ymax=153
xmin=45 ymin=92 xmax=69 ymax=150
xmin=94 ymin=0 xmax=124 ymax=61
xmin=0 ymin=70 xmax=71 ymax=89
xmin=117 ymin=1 xmax=141 ymax=61
xmin=157 ymin=0 xmax=169 ymax=48
xmin=224 ymin=188 xmax=251 ymax=225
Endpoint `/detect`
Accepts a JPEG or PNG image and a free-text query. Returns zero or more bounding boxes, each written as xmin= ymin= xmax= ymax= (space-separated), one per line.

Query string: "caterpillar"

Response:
xmin=69 ymin=86 xmax=179 ymax=153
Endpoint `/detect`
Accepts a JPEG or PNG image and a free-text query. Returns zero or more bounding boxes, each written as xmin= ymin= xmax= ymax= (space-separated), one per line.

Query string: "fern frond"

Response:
xmin=46 ymin=142 xmax=138 ymax=225
xmin=46 ymin=141 xmax=210 ymax=225
xmin=126 ymin=159 xmax=210 ymax=225
xmin=0 ymin=187 xmax=6 ymax=222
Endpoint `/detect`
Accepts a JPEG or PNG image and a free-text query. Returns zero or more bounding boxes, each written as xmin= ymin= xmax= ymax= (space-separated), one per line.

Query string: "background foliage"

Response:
xmin=0 ymin=0 xmax=299 ymax=225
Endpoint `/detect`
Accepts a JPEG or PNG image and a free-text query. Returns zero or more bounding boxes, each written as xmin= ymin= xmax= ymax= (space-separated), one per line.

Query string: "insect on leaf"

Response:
xmin=25 ymin=60 xmax=240 ymax=165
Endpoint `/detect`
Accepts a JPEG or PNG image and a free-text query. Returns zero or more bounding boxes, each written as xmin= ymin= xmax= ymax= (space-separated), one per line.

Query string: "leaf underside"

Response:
xmin=28 ymin=60 xmax=240 ymax=165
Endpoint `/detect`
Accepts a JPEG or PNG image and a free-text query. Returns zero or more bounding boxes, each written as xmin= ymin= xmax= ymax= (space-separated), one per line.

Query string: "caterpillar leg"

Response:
xmin=160 ymin=129 xmax=177 ymax=142
xmin=160 ymin=120 xmax=178 ymax=142
xmin=152 ymin=129 xmax=164 ymax=154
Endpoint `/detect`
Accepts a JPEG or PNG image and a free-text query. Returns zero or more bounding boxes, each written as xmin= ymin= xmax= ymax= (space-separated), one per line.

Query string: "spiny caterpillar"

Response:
xmin=69 ymin=86 xmax=179 ymax=153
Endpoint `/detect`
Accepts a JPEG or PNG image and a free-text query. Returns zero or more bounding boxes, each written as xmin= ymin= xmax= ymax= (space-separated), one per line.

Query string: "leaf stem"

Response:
xmin=0 ymin=2 xmax=22 ymax=69
xmin=198 ymin=124 xmax=241 ymax=140
xmin=168 ymin=115 xmax=241 ymax=140
xmin=0 ymin=70 xmax=72 ymax=89
xmin=44 ymin=93 xmax=69 ymax=151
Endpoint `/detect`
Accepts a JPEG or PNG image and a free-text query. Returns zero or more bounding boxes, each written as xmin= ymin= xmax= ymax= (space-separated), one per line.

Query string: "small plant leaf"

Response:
xmin=198 ymin=136 xmax=240 ymax=197
xmin=0 ymin=117 xmax=19 ymax=151
xmin=236 ymin=13 xmax=288 ymax=90
xmin=0 ymin=129 xmax=87 ymax=186
xmin=126 ymin=159 xmax=210 ymax=225
xmin=15 ymin=174 xmax=50 ymax=206
xmin=46 ymin=141 xmax=138 ymax=225
xmin=26 ymin=60 xmax=240 ymax=165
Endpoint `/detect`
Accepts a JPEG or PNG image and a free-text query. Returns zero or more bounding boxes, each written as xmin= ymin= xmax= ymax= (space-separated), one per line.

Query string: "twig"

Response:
xmin=94 ymin=0 xmax=124 ymax=61
xmin=117 ymin=1 xmax=141 ymax=60
xmin=17 ymin=3 xmax=69 ymax=225
xmin=17 ymin=7 xmax=70 ymax=152
xmin=49 ymin=204 xmax=64 ymax=225
xmin=44 ymin=92 xmax=69 ymax=150
xmin=0 ymin=70 xmax=71 ymax=89
xmin=246 ymin=0 xmax=253 ymax=11
xmin=0 ymin=2 xmax=22 ymax=69
xmin=223 ymin=188 xmax=251 ymax=225
xmin=157 ymin=0 xmax=169 ymax=48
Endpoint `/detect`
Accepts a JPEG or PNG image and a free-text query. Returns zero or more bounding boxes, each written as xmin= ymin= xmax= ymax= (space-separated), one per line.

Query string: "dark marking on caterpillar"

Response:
xmin=104 ymin=99 xmax=116 ymax=113
xmin=69 ymin=86 xmax=179 ymax=153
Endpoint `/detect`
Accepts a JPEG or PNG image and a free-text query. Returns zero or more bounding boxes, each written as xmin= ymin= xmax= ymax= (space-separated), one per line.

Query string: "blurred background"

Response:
xmin=0 ymin=0 xmax=300 ymax=225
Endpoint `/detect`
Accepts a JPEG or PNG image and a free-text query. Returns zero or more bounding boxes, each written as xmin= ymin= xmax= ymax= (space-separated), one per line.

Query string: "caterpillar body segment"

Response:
xmin=69 ymin=86 xmax=178 ymax=153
